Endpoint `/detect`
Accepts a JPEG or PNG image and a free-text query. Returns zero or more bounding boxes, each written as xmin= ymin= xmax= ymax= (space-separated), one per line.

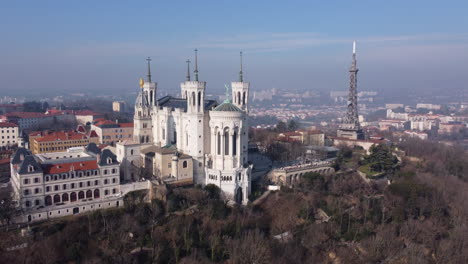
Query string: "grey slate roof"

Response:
xmin=86 ymin=143 xmax=101 ymax=154
xmin=157 ymin=96 xmax=217 ymax=112
xmin=18 ymin=155 xmax=43 ymax=174
xmin=11 ymin=148 xmax=32 ymax=164
xmin=98 ymin=149 xmax=118 ymax=166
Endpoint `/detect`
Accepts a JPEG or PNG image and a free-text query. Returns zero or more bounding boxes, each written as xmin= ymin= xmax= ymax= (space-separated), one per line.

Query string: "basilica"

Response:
xmin=116 ymin=51 xmax=252 ymax=204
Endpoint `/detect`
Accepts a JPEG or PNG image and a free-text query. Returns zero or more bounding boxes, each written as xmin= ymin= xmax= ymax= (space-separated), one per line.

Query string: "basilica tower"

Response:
xmin=134 ymin=57 xmax=156 ymax=144
xmin=179 ymin=49 xmax=208 ymax=183
xmin=206 ymin=88 xmax=251 ymax=205
xmin=231 ymin=52 xmax=250 ymax=112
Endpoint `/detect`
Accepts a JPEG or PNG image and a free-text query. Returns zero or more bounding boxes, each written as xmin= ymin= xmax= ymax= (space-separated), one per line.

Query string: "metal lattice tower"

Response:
xmin=345 ymin=41 xmax=360 ymax=130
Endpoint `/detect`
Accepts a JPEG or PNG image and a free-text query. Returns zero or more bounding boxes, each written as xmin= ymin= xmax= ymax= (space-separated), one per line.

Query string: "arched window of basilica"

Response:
xmin=198 ymin=91 xmax=201 ymax=111
xmin=243 ymin=92 xmax=246 ymax=105
xmin=224 ymin=128 xmax=229 ymax=155
xmin=232 ymin=131 xmax=237 ymax=156
xmin=217 ymin=132 xmax=221 ymax=155
xmin=237 ymin=92 xmax=241 ymax=105
xmin=192 ymin=92 xmax=196 ymax=106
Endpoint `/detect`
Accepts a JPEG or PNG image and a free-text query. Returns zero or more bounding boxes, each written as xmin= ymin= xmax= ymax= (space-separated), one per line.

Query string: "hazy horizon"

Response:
xmin=1 ymin=1 xmax=468 ymax=97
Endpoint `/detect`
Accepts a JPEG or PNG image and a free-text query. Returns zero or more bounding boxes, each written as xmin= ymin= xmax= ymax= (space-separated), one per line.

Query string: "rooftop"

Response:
xmin=158 ymin=96 xmax=218 ymax=112
xmin=213 ymin=101 xmax=242 ymax=112
xmin=0 ymin=122 xmax=18 ymax=128
xmin=42 ymin=160 xmax=98 ymax=174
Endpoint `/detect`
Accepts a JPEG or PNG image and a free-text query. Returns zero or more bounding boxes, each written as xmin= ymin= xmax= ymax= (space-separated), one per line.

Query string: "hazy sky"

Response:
xmin=1 ymin=1 xmax=467 ymax=97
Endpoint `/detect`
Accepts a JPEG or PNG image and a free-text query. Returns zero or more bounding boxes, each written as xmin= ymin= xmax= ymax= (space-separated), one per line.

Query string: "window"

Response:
xmin=104 ymin=170 xmax=108 ymax=175
xmin=34 ymin=178 xmax=39 ymax=183
xmin=112 ymin=188 xmax=117 ymax=194
xmin=25 ymin=201 xmax=31 ymax=207
xmin=112 ymin=168 xmax=116 ymax=174
xmin=168 ymin=163 xmax=171 ymax=168
xmin=87 ymin=181 xmax=91 ymax=187
xmin=104 ymin=179 xmax=108 ymax=184
xmin=71 ymin=183 xmax=75 ymax=189
xmin=35 ymin=200 xmax=40 ymax=206
xmin=79 ymin=182 xmax=83 ymax=188
xmin=183 ymin=161 xmax=187 ymax=168
xmin=95 ymin=180 xmax=99 ymax=185
xmin=23 ymin=179 xmax=29 ymax=185
xmin=54 ymin=185 xmax=59 ymax=191
xmin=63 ymin=184 xmax=67 ymax=190
xmin=224 ymin=129 xmax=229 ymax=155
xmin=232 ymin=131 xmax=237 ymax=156
xmin=104 ymin=189 xmax=109 ymax=195
xmin=34 ymin=188 xmax=40 ymax=194
xmin=112 ymin=178 xmax=116 ymax=184
xmin=46 ymin=186 xmax=50 ymax=192
xmin=23 ymin=189 xmax=30 ymax=195
xmin=217 ymin=132 xmax=221 ymax=155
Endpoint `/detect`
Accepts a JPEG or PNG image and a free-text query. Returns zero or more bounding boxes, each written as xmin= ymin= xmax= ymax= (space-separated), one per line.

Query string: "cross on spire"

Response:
xmin=146 ymin=57 xmax=152 ymax=82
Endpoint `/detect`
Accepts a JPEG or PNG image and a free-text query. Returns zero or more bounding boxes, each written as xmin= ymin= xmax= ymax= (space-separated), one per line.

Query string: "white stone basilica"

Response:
xmin=117 ymin=51 xmax=252 ymax=204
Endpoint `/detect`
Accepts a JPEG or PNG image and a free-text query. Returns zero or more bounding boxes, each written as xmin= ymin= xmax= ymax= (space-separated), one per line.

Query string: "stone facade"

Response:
xmin=10 ymin=144 xmax=122 ymax=223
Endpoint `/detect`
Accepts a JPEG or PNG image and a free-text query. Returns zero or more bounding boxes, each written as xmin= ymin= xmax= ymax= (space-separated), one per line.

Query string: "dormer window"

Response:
xmin=107 ymin=158 xmax=112 ymax=164
xmin=28 ymin=165 xmax=34 ymax=173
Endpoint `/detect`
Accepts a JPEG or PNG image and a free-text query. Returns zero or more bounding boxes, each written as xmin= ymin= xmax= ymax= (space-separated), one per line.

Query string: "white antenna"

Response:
xmin=353 ymin=41 xmax=356 ymax=54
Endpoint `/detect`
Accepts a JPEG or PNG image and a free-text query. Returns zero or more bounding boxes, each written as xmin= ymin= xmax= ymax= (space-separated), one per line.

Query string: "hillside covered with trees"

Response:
xmin=0 ymin=139 xmax=467 ymax=263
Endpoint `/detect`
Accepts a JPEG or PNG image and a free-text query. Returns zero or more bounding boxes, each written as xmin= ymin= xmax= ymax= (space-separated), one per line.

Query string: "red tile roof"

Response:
xmin=93 ymin=120 xmax=117 ymax=127
xmin=43 ymin=160 xmax=98 ymax=174
xmin=0 ymin=122 xmax=18 ymax=127
xmin=34 ymin=131 xmax=92 ymax=142
xmin=118 ymin=123 xmax=134 ymax=128
xmin=89 ymin=130 xmax=98 ymax=137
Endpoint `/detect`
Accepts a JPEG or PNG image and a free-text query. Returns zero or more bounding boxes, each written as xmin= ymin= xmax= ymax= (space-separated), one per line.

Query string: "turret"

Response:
xmin=134 ymin=57 xmax=156 ymax=144
xmin=231 ymin=52 xmax=250 ymax=111
xmin=181 ymin=49 xmax=206 ymax=113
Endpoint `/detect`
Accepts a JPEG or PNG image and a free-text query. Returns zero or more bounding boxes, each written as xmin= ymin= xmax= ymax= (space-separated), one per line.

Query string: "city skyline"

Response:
xmin=1 ymin=1 xmax=468 ymax=96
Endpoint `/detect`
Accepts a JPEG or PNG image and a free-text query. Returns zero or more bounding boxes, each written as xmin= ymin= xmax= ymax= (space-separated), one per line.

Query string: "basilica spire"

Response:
xmin=239 ymin=51 xmax=243 ymax=82
xmin=146 ymin=57 xmax=152 ymax=83
xmin=194 ymin=49 xmax=199 ymax=81
xmin=186 ymin=59 xmax=191 ymax=81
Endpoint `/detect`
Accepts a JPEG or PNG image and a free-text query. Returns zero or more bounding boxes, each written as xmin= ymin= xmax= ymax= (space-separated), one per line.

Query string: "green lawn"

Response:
xmin=358 ymin=163 xmax=381 ymax=177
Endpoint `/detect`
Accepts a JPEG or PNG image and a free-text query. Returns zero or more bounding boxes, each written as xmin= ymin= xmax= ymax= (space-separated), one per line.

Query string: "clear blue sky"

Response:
xmin=1 ymin=0 xmax=467 ymax=97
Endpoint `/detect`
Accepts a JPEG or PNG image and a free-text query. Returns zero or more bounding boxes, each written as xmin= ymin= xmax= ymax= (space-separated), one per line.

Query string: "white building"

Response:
xmin=416 ymin=103 xmax=441 ymax=110
xmin=403 ymin=130 xmax=428 ymax=140
xmin=0 ymin=122 xmax=19 ymax=148
xmin=10 ymin=144 xmax=122 ymax=223
xmin=117 ymin=53 xmax=252 ymax=204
